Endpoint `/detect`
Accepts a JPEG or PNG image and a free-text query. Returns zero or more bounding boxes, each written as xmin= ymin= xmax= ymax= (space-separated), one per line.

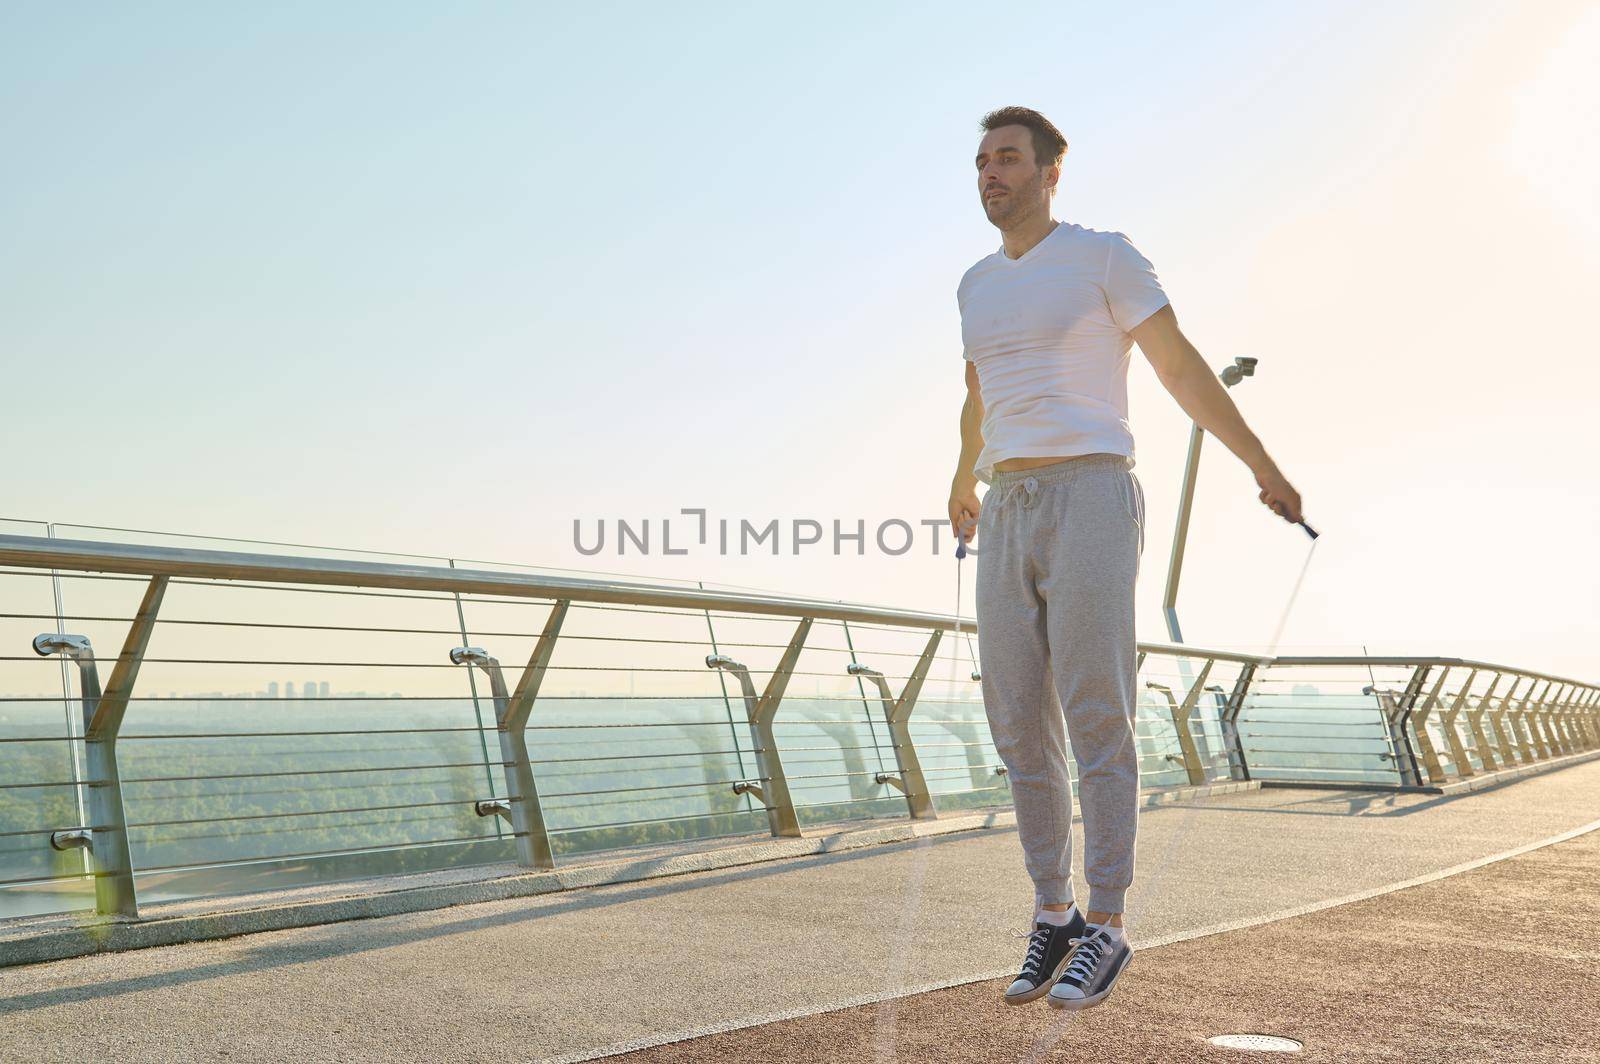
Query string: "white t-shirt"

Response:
xmin=959 ymin=220 xmax=1170 ymax=484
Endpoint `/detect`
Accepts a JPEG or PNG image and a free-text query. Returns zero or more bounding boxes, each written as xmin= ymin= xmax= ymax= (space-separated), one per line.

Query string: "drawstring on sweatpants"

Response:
xmin=986 ymin=475 xmax=1039 ymax=513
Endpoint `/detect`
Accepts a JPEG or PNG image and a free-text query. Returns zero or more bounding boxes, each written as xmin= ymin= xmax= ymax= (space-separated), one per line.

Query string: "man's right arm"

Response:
xmin=956 ymin=360 xmax=985 ymax=485
xmin=949 ymin=360 xmax=984 ymax=545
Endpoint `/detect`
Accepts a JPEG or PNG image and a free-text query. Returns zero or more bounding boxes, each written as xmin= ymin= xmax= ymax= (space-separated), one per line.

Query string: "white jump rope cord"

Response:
xmin=1265 ymin=534 xmax=1320 ymax=657
xmin=1263 ymin=517 xmax=1322 ymax=656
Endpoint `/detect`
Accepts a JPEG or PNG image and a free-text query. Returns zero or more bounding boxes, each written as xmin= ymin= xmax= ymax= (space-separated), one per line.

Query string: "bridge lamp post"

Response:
xmin=1163 ymin=356 xmax=1258 ymax=644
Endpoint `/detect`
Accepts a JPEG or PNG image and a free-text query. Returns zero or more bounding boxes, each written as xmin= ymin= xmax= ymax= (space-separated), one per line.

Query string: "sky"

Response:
xmin=3 ymin=0 xmax=1598 ymax=681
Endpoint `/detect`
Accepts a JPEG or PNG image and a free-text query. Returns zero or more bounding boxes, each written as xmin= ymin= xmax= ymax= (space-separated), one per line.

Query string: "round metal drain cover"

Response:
xmin=1207 ymin=1033 xmax=1304 ymax=1053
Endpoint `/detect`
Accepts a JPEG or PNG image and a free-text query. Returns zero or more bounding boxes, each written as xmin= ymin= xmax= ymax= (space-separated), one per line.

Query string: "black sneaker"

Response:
xmin=1046 ymin=924 xmax=1133 ymax=1010
xmin=1004 ymin=908 xmax=1087 ymax=1006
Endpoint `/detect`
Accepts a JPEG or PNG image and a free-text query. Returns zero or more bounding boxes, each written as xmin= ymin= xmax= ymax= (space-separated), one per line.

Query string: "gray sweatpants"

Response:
xmin=974 ymin=451 xmax=1145 ymax=915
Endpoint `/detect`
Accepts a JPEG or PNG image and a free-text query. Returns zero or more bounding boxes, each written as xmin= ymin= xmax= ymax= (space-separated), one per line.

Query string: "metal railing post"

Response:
xmin=450 ymin=599 xmax=566 ymax=871
xmin=1565 ymin=687 xmax=1591 ymax=750
xmin=1464 ymin=672 xmax=1502 ymax=773
xmin=1529 ymin=682 xmax=1557 ymax=757
xmin=1489 ymin=676 xmax=1525 ymax=765
xmin=1564 ymin=688 xmax=1588 ymax=751
xmin=1408 ymin=667 xmax=1450 ymax=784
xmin=1542 ymin=683 xmax=1572 ymax=756
xmin=1513 ymin=679 xmax=1537 ymax=761
xmin=33 ymin=574 xmax=166 ymax=919
xmin=1580 ymin=689 xmax=1600 ymax=749
xmin=1145 ymin=658 xmax=1214 ymax=787
xmin=1569 ymin=689 xmax=1589 ymax=749
xmin=1220 ymin=663 xmax=1258 ymax=781
xmin=1569 ymin=688 xmax=1590 ymax=750
xmin=1548 ymin=681 xmax=1574 ymax=755
xmin=1516 ymin=678 xmax=1543 ymax=761
xmin=1561 ymin=684 xmax=1587 ymax=752
xmin=1540 ymin=682 xmax=1565 ymax=756
xmin=1438 ymin=668 xmax=1477 ymax=780
xmin=1523 ymin=675 xmax=1548 ymax=758
xmin=706 ymin=618 xmax=809 ymax=838
xmin=1384 ymin=665 xmax=1430 ymax=787
xmin=847 ymin=631 xmax=942 ymax=821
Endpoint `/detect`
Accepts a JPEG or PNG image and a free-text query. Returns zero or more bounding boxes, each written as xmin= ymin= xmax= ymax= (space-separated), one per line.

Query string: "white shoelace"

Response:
xmin=1012 ymin=926 xmax=1051 ymax=977
xmin=1059 ymin=928 xmax=1115 ymax=984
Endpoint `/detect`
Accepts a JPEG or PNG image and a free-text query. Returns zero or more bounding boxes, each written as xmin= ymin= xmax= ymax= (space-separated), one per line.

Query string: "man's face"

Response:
xmin=975 ymin=125 xmax=1053 ymax=227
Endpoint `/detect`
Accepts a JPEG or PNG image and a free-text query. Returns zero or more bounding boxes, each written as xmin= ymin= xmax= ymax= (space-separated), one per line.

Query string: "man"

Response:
xmin=947 ymin=106 xmax=1304 ymax=1012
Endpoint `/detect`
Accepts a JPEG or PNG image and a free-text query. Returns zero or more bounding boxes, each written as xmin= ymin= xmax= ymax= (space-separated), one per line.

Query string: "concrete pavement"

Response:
xmin=617 ymin=820 xmax=1600 ymax=1062
xmin=2 ymin=758 xmax=1599 ymax=1062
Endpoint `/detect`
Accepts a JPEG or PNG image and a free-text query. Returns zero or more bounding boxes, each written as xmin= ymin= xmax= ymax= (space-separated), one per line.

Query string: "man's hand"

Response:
xmin=1254 ymin=464 xmax=1304 ymax=525
xmin=949 ymin=478 xmax=981 ymax=549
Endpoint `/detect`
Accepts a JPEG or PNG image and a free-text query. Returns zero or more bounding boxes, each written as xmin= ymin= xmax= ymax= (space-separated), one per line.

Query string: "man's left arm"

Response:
xmin=1130 ymin=304 xmax=1305 ymax=525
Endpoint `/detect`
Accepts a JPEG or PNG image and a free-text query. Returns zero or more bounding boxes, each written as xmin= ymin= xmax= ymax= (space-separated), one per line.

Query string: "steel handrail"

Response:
xmin=0 ymin=535 xmax=1275 ymax=662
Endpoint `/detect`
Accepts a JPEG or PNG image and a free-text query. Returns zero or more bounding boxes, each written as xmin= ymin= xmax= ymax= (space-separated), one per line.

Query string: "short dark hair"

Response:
xmin=979 ymin=106 xmax=1068 ymax=170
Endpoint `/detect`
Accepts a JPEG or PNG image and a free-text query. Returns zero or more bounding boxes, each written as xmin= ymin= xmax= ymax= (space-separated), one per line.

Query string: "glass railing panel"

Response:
xmin=0 ymin=549 xmax=92 ymax=920
xmin=12 ymin=561 xmax=517 ymax=903
xmin=470 ymin=599 xmax=764 ymax=856
xmin=1240 ymin=663 xmax=1402 ymax=783
xmin=102 ymin=578 xmax=506 ymax=903
xmin=701 ymin=615 xmax=890 ymax=826
xmin=781 ymin=621 xmax=902 ymax=825
xmin=1136 ymin=651 xmax=1235 ymax=787
xmin=841 ymin=619 xmax=1009 ymax=815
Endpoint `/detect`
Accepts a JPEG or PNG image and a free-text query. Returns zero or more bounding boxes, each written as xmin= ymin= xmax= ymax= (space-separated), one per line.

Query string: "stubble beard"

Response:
xmin=985 ymin=170 xmax=1046 ymax=232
